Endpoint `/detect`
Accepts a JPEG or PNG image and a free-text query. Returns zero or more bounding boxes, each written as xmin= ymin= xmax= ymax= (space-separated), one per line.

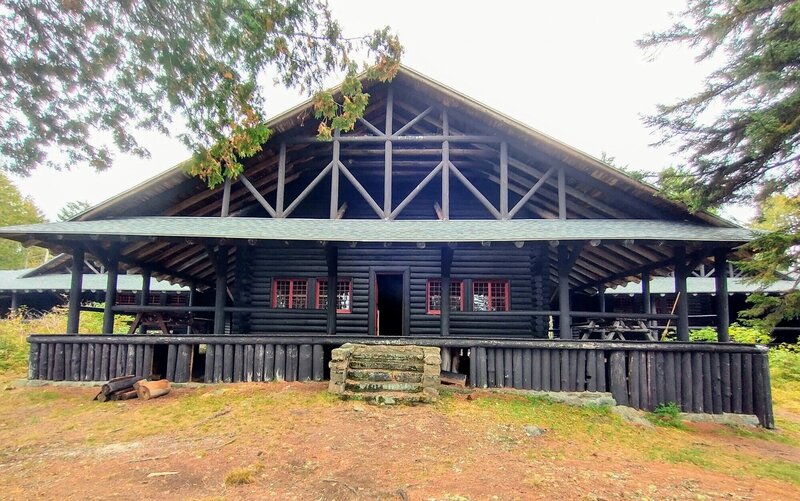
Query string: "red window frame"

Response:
xmin=315 ymin=279 xmax=353 ymax=313
xmin=472 ymin=280 xmax=510 ymax=312
xmin=426 ymin=279 xmax=464 ymax=314
xmin=271 ymin=278 xmax=309 ymax=309
xmin=115 ymin=293 xmax=136 ymax=305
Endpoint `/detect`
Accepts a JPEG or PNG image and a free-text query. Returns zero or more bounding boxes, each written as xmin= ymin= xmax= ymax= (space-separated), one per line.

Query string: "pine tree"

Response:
xmin=0 ymin=172 xmax=47 ymax=269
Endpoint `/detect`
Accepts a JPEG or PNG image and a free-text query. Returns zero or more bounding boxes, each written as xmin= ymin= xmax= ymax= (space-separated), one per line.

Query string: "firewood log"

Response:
xmin=111 ymin=389 xmax=139 ymax=401
xmin=101 ymin=375 xmax=144 ymax=396
xmin=135 ymin=379 xmax=171 ymax=400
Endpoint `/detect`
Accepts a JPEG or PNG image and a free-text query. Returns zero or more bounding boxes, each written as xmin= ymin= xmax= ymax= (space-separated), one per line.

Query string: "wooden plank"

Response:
xmin=126 ymin=343 xmax=136 ymax=377
xmin=254 ymin=344 xmax=265 ymax=382
xmin=532 ymin=349 xmax=542 ymax=390
xmin=93 ymin=343 xmax=103 ymax=380
xmin=70 ymin=343 xmax=81 ymax=381
xmin=568 ymin=350 xmax=578 ymax=391
xmin=522 ymin=349 xmax=532 ymax=390
xmin=244 ymin=344 xmax=255 ymax=382
xmin=101 ymin=344 xmax=110 ymax=381
xmin=742 ymin=353 xmax=754 ymax=415
xmin=551 ymin=350 xmax=561 ymax=391
xmin=299 ymin=344 xmax=313 ymax=382
xmin=609 ymin=351 xmax=627 ymax=406
xmin=143 ymin=344 xmax=153 ymax=378
xmin=664 ymin=352 xmax=676 ymax=405
xmin=205 ymin=343 xmax=215 ymax=383
xmin=64 ymin=344 xmax=72 ymax=381
xmin=702 ymin=352 xmax=713 ymax=413
xmin=576 ymin=350 xmax=586 ymax=392
xmin=175 ymin=344 xmax=192 ymax=383
xmin=286 ymin=344 xmax=299 ymax=382
xmin=596 ymin=350 xmax=606 ymax=392
xmin=487 ymin=348 xmax=496 ymax=387
xmin=264 ymin=344 xmax=275 ymax=381
xmin=223 ymin=344 xmax=233 ymax=383
xmin=646 ymin=352 xmax=657 ymax=411
xmin=476 ymin=347 xmax=488 ymax=388
xmin=721 ymin=352 xmax=732 ymax=413
xmin=587 ymin=350 xmax=597 ymax=392
xmin=512 ymin=349 xmax=523 ymax=388
xmin=28 ymin=343 xmax=39 ymax=380
xmin=166 ymin=344 xmax=177 ymax=382
xmin=312 ymin=344 xmax=324 ymax=382
xmin=233 ymin=344 xmax=244 ymax=382
xmin=494 ymin=349 xmax=504 ymax=388
xmin=692 ymin=352 xmax=704 ymax=413
xmin=655 ymin=352 xmax=666 ymax=407
xmin=37 ymin=343 xmax=48 ymax=380
xmin=46 ymin=343 xmax=55 ymax=380
xmin=628 ymin=352 xmax=640 ymax=409
xmin=275 ymin=344 xmax=286 ymax=381
xmin=731 ymin=352 xmax=743 ymax=414
xmin=469 ymin=346 xmax=478 ymax=387
xmin=214 ymin=344 xmax=224 ymax=383
xmin=681 ymin=352 xmax=692 ymax=412
xmin=134 ymin=345 xmax=143 ymax=377
xmin=711 ymin=352 xmax=723 ymax=413
xmin=754 ymin=353 xmax=774 ymax=428
xmin=80 ymin=344 xmax=89 ymax=381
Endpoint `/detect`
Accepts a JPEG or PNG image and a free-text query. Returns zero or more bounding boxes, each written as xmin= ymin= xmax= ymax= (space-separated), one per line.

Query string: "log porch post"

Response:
xmin=674 ymin=247 xmax=690 ymax=341
xmin=138 ymin=268 xmax=151 ymax=334
xmin=213 ymin=247 xmax=228 ymax=334
xmin=441 ymin=246 xmax=453 ymax=336
xmin=598 ymin=288 xmax=606 ymax=313
xmin=66 ymin=246 xmax=84 ymax=334
xmin=715 ymin=249 xmax=731 ymax=342
xmin=10 ymin=291 xmax=18 ymax=314
xmin=326 ymin=246 xmax=338 ymax=335
xmin=102 ymin=254 xmax=118 ymax=334
xmin=558 ymin=244 xmax=571 ymax=339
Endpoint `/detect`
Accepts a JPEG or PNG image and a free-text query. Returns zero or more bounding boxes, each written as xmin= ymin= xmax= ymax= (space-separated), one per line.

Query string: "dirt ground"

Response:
xmin=0 ymin=382 xmax=798 ymax=500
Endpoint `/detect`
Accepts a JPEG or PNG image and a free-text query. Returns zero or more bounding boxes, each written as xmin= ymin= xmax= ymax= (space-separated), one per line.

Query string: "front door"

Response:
xmin=375 ymin=273 xmax=404 ymax=336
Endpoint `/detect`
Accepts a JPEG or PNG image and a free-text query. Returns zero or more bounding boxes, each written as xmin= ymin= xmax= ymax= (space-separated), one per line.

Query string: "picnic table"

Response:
xmin=574 ymin=318 xmax=657 ymax=341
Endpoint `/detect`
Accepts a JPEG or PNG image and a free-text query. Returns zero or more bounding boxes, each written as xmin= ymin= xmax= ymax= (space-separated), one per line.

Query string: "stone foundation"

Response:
xmin=329 ymin=344 xmax=441 ymax=404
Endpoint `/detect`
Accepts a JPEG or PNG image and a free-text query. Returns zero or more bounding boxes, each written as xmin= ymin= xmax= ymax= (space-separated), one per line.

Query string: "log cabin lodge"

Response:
xmin=0 ymin=66 xmax=774 ymax=427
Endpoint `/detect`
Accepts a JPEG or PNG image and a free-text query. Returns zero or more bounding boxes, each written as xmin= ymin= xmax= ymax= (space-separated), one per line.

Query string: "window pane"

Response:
xmin=318 ymin=280 xmax=328 ymax=309
xmin=291 ymin=280 xmax=308 ymax=309
xmin=274 ymin=280 xmax=290 ymax=308
xmin=450 ymin=281 xmax=462 ymax=311
xmin=428 ymin=280 xmax=442 ymax=312
xmin=336 ymin=280 xmax=351 ymax=311
xmin=473 ymin=281 xmax=489 ymax=311
xmin=491 ymin=282 xmax=507 ymax=311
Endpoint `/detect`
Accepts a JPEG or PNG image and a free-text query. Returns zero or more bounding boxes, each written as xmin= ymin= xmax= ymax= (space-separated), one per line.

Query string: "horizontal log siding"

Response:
xmin=28 ymin=335 xmax=774 ymax=428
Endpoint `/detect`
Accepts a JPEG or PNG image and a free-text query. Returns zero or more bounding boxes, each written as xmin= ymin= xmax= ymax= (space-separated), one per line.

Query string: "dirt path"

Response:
xmin=0 ymin=383 xmax=797 ymax=500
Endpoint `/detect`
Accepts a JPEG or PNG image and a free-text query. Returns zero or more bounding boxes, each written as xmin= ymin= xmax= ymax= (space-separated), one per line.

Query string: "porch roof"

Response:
xmin=0 ymin=217 xmax=754 ymax=244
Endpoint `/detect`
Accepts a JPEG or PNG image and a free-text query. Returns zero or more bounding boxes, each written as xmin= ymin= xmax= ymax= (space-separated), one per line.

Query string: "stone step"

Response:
xmin=347 ymin=360 xmax=424 ymax=372
xmin=344 ymin=381 xmax=422 ymax=393
xmin=340 ymin=390 xmax=430 ymax=404
xmin=346 ymin=369 xmax=423 ymax=384
xmin=350 ymin=352 xmax=424 ymax=363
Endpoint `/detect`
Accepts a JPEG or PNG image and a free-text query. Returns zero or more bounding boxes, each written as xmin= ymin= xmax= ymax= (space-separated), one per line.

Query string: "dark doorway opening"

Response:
xmin=376 ymin=273 xmax=404 ymax=336
xmin=151 ymin=345 xmax=168 ymax=379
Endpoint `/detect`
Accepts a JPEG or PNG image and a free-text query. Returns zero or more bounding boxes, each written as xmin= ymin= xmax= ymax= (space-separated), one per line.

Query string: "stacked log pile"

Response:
xmin=93 ymin=375 xmax=171 ymax=402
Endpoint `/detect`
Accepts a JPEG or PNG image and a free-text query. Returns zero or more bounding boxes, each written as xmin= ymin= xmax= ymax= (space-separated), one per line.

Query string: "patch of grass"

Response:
xmin=646 ymin=402 xmax=685 ymax=429
xmin=224 ymin=464 xmax=263 ymax=486
xmin=649 ymin=445 xmax=715 ymax=468
xmin=751 ymin=458 xmax=800 ymax=486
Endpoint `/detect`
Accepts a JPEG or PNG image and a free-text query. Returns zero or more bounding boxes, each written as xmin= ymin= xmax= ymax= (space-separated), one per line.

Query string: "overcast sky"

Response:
xmin=12 ymin=1 xmax=741 ymax=222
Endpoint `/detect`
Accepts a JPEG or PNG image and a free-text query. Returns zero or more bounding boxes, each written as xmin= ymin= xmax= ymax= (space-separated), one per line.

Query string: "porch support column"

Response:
xmin=67 ymin=246 xmax=84 ymax=334
xmin=102 ymin=255 xmax=118 ymax=334
xmin=642 ymin=269 xmax=653 ymax=330
xmin=441 ymin=246 xmax=453 ymax=336
xmin=558 ymin=244 xmax=571 ymax=339
xmin=715 ymin=249 xmax=730 ymax=342
xmin=187 ymin=281 xmax=197 ymax=334
xmin=674 ymin=246 xmax=690 ymax=341
xmin=213 ymin=247 xmax=228 ymax=334
xmin=326 ymin=246 xmax=338 ymax=335
xmin=10 ymin=291 xmax=18 ymax=314
xmin=598 ymin=288 xmax=606 ymax=313
xmin=138 ymin=268 xmax=151 ymax=334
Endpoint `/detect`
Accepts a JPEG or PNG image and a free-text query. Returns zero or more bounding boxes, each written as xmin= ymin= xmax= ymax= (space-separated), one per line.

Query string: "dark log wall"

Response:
xmin=232 ymin=242 xmax=550 ymax=337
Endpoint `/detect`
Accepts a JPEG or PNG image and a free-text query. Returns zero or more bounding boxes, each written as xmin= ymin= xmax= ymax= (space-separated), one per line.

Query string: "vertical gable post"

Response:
xmin=441 ymin=110 xmax=450 ymax=220
xmin=500 ymin=142 xmax=509 ymax=218
xmin=384 ymin=88 xmax=393 ymax=217
xmin=330 ymin=132 xmax=340 ymax=219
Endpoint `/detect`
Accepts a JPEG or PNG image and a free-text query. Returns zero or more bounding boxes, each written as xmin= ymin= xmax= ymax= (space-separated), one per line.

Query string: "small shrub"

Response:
xmin=224 ymin=468 xmax=255 ymax=486
xmin=647 ymin=402 xmax=685 ymax=428
xmin=664 ymin=323 xmax=772 ymax=344
xmin=770 ymin=344 xmax=800 ymax=385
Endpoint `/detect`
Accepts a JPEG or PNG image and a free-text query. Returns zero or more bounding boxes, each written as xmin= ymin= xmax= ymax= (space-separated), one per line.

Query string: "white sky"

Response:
xmin=11 ymin=1 xmax=749 ymax=222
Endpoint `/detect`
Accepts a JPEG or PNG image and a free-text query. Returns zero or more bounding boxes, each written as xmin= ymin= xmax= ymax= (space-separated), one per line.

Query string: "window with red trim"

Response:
xmin=426 ymin=279 xmax=464 ymax=314
xmin=116 ymin=293 xmax=136 ymax=305
xmin=166 ymin=294 xmax=188 ymax=306
xmin=148 ymin=293 xmax=162 ymax=305
xmin=272 ymin=279 xmax=308 ymax=309
xmin=473 ymin=280 xmax=509 ymax=311
xmin=317 ymin=279 xmax=352 ymax=313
